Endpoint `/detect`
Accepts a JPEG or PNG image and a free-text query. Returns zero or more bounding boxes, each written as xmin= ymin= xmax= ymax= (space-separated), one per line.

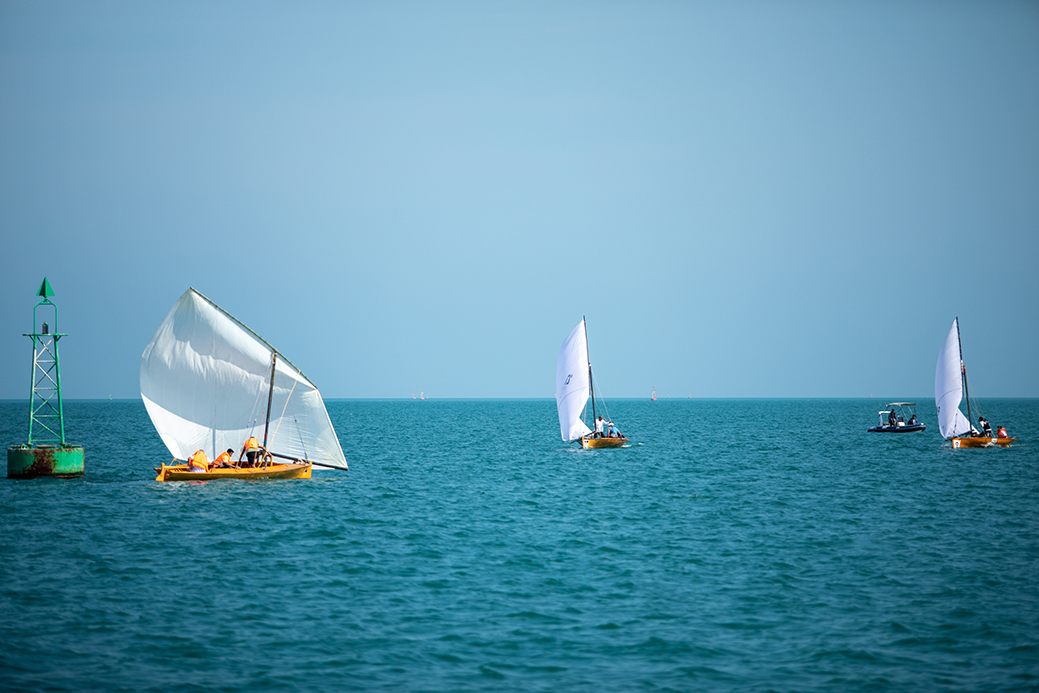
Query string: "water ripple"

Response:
xmin=1 ymin=398 xmax=1038 ymax=691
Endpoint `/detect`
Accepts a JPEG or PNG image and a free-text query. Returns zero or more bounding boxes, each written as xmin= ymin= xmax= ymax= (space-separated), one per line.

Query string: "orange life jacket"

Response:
xmin=997 ymin=427 xmax=1008 ymax=438
xmin=213 ymin=451 xmax=232 ymax=467
xmin=187 ymin=449 xmax=210 ymax=472
xmin=244 ymin=436 xmax=259 ymax=452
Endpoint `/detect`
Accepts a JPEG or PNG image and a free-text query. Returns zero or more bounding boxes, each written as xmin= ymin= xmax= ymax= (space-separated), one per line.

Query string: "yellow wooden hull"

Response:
xmin=951 ymin=436 xmax=1016 ymax=449
xmin=154 ymin=462 xmax=312 ymax=482
xmin=582 ymin=436 xmax=629 ymax=449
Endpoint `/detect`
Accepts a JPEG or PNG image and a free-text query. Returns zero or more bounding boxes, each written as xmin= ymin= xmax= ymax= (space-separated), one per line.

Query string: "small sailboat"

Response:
xmin=555 ymin=317 xmax=628 ymax=449
xmin=141 ymin=288 xmax=349 ymax=481
xmin=420 ymin=389 xmax=425 ymax=400
xmin=651 ymin=386 xmax=657 ymax=401
xmin=934 ymin=317 xmax=1015 ymax=448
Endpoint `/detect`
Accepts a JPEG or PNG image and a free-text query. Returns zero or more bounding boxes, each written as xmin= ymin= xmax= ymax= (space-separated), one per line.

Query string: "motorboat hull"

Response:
xmin=154 ymin=462 xmax=312 ymax=482
xmin=868 ymin=424 xmax=926 ymax=433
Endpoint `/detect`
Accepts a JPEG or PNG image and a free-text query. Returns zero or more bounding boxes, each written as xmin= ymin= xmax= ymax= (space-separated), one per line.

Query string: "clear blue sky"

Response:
xmin=1 ymin=1 xmax=1037 ymax=399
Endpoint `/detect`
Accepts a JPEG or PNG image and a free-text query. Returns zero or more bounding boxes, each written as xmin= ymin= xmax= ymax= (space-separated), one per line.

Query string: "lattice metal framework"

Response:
xmin=25 ymin=278 xmax=67 ymax=446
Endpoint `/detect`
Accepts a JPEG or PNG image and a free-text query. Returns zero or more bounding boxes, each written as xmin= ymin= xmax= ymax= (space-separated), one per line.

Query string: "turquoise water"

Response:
xmin=1 ymin=398 xmax=1037 ymax=692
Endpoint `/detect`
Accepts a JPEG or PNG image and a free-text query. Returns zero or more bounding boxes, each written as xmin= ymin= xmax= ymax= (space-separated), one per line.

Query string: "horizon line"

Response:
xmin=2 ymin=396 xmax=1038 ymax=402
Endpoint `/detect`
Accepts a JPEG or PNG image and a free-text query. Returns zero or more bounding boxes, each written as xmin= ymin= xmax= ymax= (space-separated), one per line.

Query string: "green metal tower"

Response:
xmin=7 ymin=278 xmax=85 ymax=478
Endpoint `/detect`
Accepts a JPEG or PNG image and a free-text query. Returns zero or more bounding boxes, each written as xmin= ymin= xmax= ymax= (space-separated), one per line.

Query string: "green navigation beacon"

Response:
xmin=7 ymin=278 xmax=85 ymax=478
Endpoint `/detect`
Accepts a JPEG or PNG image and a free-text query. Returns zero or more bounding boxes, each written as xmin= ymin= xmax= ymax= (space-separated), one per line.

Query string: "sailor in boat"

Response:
xmin=997 ymin=426 xmax=1008 ymax=439
xmin=187 ymin=450 xmax=210 ymax=473
xmin=978 ymin=415 xmax=993 ymax=438
xmin=212 ymin=448 xmax=235 ymax=469
xmin=594 ymin=415 xmax=606 ymax=438
xmin=239 ymin=436 xmax=261 ymax=468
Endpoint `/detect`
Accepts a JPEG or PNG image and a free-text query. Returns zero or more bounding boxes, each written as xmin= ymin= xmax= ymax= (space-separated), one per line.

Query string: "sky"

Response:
xmin=1 ymin=1 xmax=1037 ymax=400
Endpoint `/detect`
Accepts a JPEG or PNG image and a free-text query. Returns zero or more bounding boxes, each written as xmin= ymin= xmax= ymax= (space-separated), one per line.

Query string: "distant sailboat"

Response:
xmin=141 ymin=288 xmax=349 ymax=481
xmin=555 ymin=317 xmax=628 ymax=449
xmin=651 ymin=386 xmax=657 ymax=401
xmin=934 ymin=317 xmax=1015 ymax=448
xmin=420 ymin=389 xmax=425 ymax=400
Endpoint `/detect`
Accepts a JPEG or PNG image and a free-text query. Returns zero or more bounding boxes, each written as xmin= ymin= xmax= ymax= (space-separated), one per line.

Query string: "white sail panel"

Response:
xmin=140 ymin=288 xmax=348 ymax=469
xmin=934 ymin=318 xmax=972 ymax=439
xmin=556 ymin=320 xmax=592 ymax=442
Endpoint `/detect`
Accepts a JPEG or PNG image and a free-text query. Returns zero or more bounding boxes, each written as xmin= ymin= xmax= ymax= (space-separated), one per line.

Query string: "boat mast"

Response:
xmin=263 ymin=350 xmax=277 ymax=449
xmin=956 ymin=317 xmax=973 ymax=429
xmin=584 ymin=316 xmax=597 ymax=425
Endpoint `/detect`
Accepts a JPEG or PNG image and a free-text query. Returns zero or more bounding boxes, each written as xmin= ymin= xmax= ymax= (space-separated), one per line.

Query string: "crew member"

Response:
xmin=888 ymin=409 xmax=897 ymax=426
xmin=997 ymin=426 xmax=1008 ymax=439
xmin=594 ymin=415 xmax=606 ymax=438
xmin=187 ymin=449 xmax=210 ymax=473
xmin=240 ymin=436 xmax=260 ymax=467
xmin=212 ymin=448 xmax=235 ymax=468
xmin=978 ymin=415 xmax=993 ymax=438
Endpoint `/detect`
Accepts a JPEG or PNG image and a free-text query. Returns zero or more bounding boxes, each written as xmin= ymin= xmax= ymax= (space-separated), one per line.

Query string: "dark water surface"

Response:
xmin=1 ymin=398 xmax=1037 ymax=692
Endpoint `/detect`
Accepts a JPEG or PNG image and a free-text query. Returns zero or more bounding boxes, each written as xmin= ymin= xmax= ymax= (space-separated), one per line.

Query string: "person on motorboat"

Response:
xmin=909 ymin=414 xmax=918 ymax=426
xmin=888 ymin=409 xmax=898 ymax=426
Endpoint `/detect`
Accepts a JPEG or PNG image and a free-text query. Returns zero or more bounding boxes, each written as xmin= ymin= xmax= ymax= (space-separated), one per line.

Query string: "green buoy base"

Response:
xmin=7 ymin=445 xmax=84 ymax=478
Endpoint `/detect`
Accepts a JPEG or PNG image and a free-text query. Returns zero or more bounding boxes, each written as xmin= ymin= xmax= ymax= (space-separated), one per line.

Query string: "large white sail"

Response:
xmin=934 ymin=318 xmax=973 ymax=439
xmin=556 ymin=320 xmax=593 ymax=442
xmin=140 ymin=288 xmax=348 ymax=469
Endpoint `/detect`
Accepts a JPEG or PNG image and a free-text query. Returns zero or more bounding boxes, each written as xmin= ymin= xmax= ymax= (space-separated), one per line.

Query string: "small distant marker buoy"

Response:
xmin=7 ymin=278 xmax=85 ymax=478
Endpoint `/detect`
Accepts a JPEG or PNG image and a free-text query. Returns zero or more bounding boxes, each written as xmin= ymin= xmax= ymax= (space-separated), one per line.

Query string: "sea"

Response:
xmin=1 ymin=398 xmax=1037 ymax=692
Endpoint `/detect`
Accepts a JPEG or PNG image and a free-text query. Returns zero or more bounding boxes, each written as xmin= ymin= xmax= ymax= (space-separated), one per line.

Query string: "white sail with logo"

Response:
xmin=140 ymin=288 xmax=348 ymax=469
xmin=934 ymin=318 xmax=973 ymax=439
xmin=556 ymin=319 xmax=593 ymax=442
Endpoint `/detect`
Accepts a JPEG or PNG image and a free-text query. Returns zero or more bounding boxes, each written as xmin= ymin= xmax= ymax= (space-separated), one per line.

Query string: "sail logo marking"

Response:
xmin=565 ymin=374 xmax=572 ymax=385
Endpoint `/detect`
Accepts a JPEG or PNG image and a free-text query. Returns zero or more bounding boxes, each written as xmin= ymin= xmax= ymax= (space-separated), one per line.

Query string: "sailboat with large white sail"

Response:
xmin=555 ymin=317 xmax=628 ymax=449
xmin=141 ymin=288 xmax=348 ymax=481
xmin=934 ymin=317 xmax=1015 ymax=449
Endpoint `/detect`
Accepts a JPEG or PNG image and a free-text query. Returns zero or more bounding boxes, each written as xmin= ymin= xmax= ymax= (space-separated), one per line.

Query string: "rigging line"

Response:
xmin=247 ymin=353 xmax=275 ymax=435
xmin=269 ymin=376 xmax=299 ymax=446
xmin=963 ymin=371 xmax=984 ymax=421
xmin=295 ymin=415 xmax=308 ymax=459
xmin=589 ymin=370 xmax=613 ymax=424
xmin=224 ymin=366 xmax=272 ymax=436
